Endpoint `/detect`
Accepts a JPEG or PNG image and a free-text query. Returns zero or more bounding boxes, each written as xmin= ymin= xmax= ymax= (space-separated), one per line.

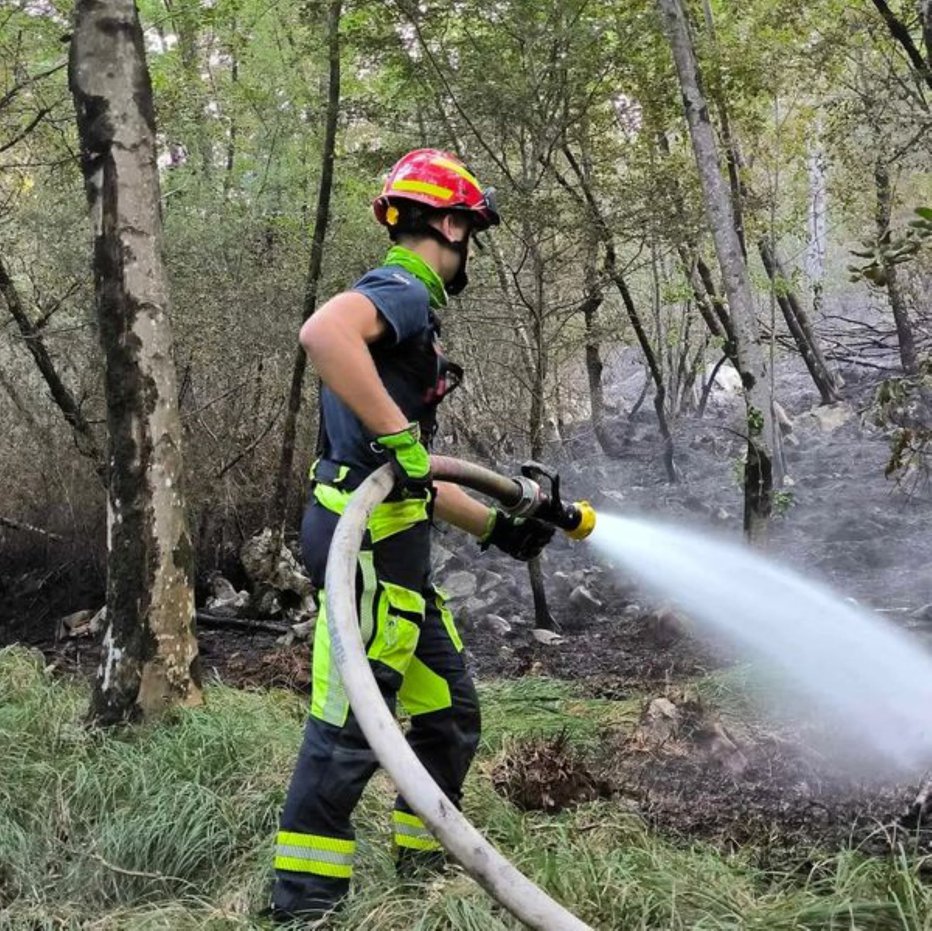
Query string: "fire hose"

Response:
xmin=324 ymin=455 xmax=596 ymax=931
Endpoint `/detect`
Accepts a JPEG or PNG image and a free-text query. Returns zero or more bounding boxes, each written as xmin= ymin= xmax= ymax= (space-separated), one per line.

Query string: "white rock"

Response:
xmin=439 ymin=570 xmax=478 ymax=601
xmin=532 ymin=628 xmax=564 ymax=646
xmin=808 ymin=403 xmax=854 ymax=432
xmin=483 ymin=614 xmax=512 ymax=636
xmin=569 ymin=585 xmax=603 ymax=611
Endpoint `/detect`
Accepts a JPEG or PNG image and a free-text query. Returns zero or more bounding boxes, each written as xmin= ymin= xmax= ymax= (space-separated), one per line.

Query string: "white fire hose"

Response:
xmin=324 ymin=458 xmax=594 ymax=931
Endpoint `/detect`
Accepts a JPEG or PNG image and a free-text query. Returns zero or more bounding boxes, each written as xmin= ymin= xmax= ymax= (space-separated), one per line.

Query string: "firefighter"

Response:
xmin=270 ymin=149 xmax=555 ymax=922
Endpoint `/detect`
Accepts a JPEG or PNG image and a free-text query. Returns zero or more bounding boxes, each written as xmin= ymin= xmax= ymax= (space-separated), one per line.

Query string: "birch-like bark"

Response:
xmin=70 ymin=0 xmax=201 ymax=723
xmin=657 ymin=0 xmax=774 ymax=539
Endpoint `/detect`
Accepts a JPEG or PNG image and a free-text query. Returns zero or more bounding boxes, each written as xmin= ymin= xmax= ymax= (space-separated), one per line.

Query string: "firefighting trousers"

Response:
xmin=271 ymin=490 xmax=481 ymax=916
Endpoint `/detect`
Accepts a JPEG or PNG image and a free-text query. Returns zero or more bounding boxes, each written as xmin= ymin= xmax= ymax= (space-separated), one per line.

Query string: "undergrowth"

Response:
xmin=1 ymin=646 xmax=930 ymax=930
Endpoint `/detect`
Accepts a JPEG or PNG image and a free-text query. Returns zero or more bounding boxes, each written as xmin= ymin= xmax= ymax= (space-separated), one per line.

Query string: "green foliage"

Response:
xmin=772 ymin=489 xmax=796 ymax=515
xmin=867 ymin=359 xmax=932 ymax=493
xmin=3 ymin=646 xmax=932 ymax=929
xmin=848 ymin=208 xmax=932 ymax=287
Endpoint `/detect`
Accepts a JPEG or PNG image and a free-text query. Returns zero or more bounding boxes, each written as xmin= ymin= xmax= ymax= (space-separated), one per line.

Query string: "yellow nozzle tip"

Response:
xmin=565 ymin=501 xmax=596 ymax=540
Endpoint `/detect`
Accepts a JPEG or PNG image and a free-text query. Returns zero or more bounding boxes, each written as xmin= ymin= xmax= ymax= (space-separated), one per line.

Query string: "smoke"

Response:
xmin=592 ymin=513 xmax=932 ymax=774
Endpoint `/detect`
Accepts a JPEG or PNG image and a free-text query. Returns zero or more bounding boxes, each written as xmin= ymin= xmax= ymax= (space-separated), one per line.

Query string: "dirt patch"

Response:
xmin=597 ymin=694 xmax=932 ymax=857
xmin=491 ymin=732 xmax=612 ymax=813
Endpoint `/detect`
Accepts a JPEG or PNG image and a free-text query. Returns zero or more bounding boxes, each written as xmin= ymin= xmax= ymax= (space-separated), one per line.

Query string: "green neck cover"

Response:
xmin=383 ymin=246 xmax=447 ymax=309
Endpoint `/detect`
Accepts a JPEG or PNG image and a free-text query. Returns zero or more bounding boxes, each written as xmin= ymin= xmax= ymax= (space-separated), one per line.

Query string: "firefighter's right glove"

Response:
xmin=480 ymin=509 xmax=555 ymax=561
xmin=374 ymin=423 xmax=432 ymax=498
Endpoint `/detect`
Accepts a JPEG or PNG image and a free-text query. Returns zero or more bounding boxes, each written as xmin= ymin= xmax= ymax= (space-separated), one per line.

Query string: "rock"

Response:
xmin=241 ymin=529 xmax=313 ymax=599
xmin=645 ymin=607 xmax=689 ymax=646
xmin=623 ymin=603 xmax=642 ymax=619
xmin=89 ymin=605 xmax=107 ymax=634
xmin=641 ymin=697 xmax=680 ymax=741
xmin=808 ymin=403 xmax=854 ymax=433
xmin=600 ymin=489 xmax=626 ymax=507
xmin=478 ymin=570 xmax=504 ymax=594
xmin=209 ymin=573 xmax=239 ymax=602
xmin=206 ymin=577 xmax=249 ymax=616
xmin=439 ymin=570 xmax=478 ymax=601
xmin=913 ymin=604 xmax=932 ymax=622
xmin=463 ymin=592 xmax=498 ymax=618
xmin=483 ymin=614 xmax=512 ymax=636
xmin=698 ymin=721 xmax=749 ymax=775
xmin=713 ymin=507 xmax=732 ymax=522
xmin=532 ymin=628 xmax=564 ymax=646
xmin=431 ymin=542 xmax=456 ymax=574
xmin=773 ymin=400 xmax=794 ymax=436
xmin=56 ymin=608 xmax=97 ymax=639
xmin=568 ymin=585 xmax=602 ymax=612
xmin=290 ymin=619 xmax=315 ymax=640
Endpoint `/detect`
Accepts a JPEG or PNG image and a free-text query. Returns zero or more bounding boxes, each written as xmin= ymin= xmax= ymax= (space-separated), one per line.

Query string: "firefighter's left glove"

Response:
xmin=374 ymin=423 xmax=432 ymax=498
xmin=480 ymin=509 xmax=555 ymax=561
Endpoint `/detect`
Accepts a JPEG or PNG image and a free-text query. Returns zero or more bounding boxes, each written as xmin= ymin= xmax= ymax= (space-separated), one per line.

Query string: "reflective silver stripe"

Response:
xmin=276 ymin=845 xmax=354 ymax=866
xmin=359 ymin=549 xmax=377 ymax=648
xmin=321 ymin=548 xmax=378 ymax=726
xmin=393 ymin=822 xmax=433 ymax=839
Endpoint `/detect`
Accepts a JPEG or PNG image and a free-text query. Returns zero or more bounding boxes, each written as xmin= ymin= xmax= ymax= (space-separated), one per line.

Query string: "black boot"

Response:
xmin=396 ymin=846 xmax=448 ymax=883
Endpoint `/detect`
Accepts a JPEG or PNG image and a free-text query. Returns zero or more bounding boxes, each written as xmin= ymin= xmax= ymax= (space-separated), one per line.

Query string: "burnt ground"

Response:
xmin=5 ymin=341 xmax=932 ymax=860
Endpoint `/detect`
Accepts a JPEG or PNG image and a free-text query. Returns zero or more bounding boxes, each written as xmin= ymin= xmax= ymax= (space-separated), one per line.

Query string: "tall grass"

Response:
xmin=1 ymin=646 xmax=929 ymax=930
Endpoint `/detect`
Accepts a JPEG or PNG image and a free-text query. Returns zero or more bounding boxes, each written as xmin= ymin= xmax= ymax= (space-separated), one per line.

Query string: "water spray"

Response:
xmin=325 ymin=456 xmax=595 ymax=931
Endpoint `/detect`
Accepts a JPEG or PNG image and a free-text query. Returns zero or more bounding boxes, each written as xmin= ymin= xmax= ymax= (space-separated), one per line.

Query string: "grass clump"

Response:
xmin=1 ymin=645 xmax=931 ymax=929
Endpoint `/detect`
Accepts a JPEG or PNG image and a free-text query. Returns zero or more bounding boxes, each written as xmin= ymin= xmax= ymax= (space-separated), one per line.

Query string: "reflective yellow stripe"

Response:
xmin=392 ymin=811 xmax=442 ymax=851
xmin=431 ymin=156 xmax=481 ymax=190
xmin=391 ymin=178 xmax=455 ymax=200
xmin=392 ymin=810 xmax=428 ymax=829
xmin=395 ymin=833 xmax=443 ymax=851
xmin=274 ymin=831 xmax=355 ymax=878
xmin=276 ymin=831 xmax=355 ymax=854
xmin=274 ymin=855 xmax=353 ymax=878
xmin=313 ymin=482 xmax=428 ymax=542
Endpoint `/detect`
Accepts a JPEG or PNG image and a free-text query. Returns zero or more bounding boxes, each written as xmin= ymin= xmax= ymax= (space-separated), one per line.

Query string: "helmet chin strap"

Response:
xmin=389 ymin=214 xmax=472 ymax=295
xmin=419 ymin=224 xmax=470 ymax=295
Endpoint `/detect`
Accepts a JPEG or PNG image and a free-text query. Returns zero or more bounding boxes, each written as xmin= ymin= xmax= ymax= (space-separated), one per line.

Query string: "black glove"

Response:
xmin=479 ymin=509 xmax=555 ymax=561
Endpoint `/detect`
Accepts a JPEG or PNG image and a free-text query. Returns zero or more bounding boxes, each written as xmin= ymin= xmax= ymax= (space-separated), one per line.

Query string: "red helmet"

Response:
xmin=373 ymin=148 xmax=500 ymax=232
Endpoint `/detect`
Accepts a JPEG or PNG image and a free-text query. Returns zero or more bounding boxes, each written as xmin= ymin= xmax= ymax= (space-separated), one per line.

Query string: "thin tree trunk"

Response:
xmin=874 ymin=159 xmax=918 ymax=375
xmin=658 ymin=0 xmax=774 ymax=540
xmin=870 ymin=0 xmax=932 ymax=91
xmin=162 ymin=0 xmax=212 ymax=177
xmin=757 ymin=239 xmax=840 ymax=403
xmin=558 ymin=144 xmax=678 ymax=480
xmin=70 ymin=0 xmax=201 ymax=723
xmin=0 ymin=254 xmax=105 ymax=475
xmin=923 ymin=0 xmax=932 ymax=67
xmin=613 ymin=268 xmax=679 ymax=482
xmin=269 ymin=0 xmax=342 ymax=532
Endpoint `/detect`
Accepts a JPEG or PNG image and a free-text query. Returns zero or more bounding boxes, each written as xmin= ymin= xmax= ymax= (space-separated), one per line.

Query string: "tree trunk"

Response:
xmin=874 ymin=159 xmax=918 ymax=375
xmin=0 ymin=254 xmax=105 ymax=475
xmin=581 ymin=275 xmax=618 ymax=456
xmin=558 ymin=143 xmax=677 ymax=480
xmin=70 ymin=0 xmax=202 ymax=723
xmin=162 ymin=0 xmax=212 ymax=177
xmin=923 ymin=0 xmax=932 ymax=68
xmin=757 ymin=239 xmax=840 ymax=404
xmin=613 ymin=267 xmax=679 ymax=482
xmin=269 ymin=0 xmax=342 ymax=533
xmin=658 ymin=0 xmax=774 ymax=540
xmin=806 ymin=134 xmax=828 ymax=317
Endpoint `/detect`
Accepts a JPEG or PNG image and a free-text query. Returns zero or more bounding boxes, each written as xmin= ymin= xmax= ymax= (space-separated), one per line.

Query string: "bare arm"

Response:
xmin=300 ymin=291 xmax=409 ymax=436
xmin=434 ymin=481 xmax=494 ymax=538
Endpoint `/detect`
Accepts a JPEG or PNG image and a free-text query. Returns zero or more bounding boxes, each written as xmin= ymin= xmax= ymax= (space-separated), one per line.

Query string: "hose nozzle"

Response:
xmin=562 ymin=500 xmax=596 ymax=540
xmin=506 ymin=462 xmax=597 ymax=540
